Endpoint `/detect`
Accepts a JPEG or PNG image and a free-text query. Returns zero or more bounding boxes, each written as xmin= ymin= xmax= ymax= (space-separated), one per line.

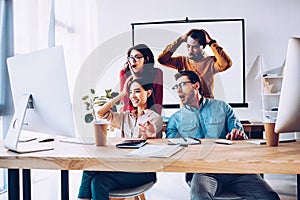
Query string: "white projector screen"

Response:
xmin=131 ymin=18 xmax=247 ymax=108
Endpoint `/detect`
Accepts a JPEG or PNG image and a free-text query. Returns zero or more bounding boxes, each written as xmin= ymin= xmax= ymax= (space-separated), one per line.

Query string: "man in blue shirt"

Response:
xmin=166 ymin=70 xmax=279 ymax=200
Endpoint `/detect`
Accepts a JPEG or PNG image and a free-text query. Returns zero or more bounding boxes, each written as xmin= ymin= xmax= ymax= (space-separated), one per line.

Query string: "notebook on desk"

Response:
xmin=168 ymin=137 xmax=201 ymax=146
xmin=247 ymin=138 xmax=296 ymax=145
xmin=126 ymin=144 xmax=184 ymax=158
xmin=116 ymin=139 xmax=147 ymax=148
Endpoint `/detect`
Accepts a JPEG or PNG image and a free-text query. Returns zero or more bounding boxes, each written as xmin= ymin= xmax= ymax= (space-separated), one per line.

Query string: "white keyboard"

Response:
xmin=59 ymin=137 xmax=95 ymax=145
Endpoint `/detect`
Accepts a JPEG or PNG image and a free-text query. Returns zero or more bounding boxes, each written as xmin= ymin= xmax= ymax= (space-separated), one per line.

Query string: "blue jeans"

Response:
xmin=189 ymin=173 xmax=280 ymax=200
xmin=78 ymin=171 xmax=156 ymax=200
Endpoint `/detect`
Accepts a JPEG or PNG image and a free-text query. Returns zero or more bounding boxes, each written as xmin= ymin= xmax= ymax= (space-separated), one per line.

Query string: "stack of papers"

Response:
xmin=126 ymin=144 xmax=184 ymax=158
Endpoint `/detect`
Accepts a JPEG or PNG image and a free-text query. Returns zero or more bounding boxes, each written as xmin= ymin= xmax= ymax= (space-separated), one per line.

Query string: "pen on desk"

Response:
xmin=188 ymin=137 xmax=201 ymax=144
xmin=179 ymin=134 xmax=187 ymax=142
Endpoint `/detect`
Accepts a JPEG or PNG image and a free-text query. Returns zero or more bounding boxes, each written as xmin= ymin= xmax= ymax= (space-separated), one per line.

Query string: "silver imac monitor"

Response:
xmin=4 ymin=46 xmax=75 ymax=153
xmin=275 ymin=37 xmax=300 ymax=133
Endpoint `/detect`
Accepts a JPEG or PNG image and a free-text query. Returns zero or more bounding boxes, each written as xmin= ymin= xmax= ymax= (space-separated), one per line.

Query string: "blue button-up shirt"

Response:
xmin=166 ymin=98 xmax=244 ymax=139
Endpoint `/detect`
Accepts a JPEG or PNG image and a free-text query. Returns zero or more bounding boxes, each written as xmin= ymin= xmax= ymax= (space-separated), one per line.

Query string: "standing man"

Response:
xmin=158 ymin=29 xmax=232 ymax=98
xmin=166 ymin=70 xmax=280 ymax=200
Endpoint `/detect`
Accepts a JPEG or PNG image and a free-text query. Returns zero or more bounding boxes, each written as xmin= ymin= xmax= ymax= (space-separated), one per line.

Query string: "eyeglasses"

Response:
xmin=127 ymin=55 xmax=144 ymax=62
xmin=172 ymin=81 xmax=192 ymax=90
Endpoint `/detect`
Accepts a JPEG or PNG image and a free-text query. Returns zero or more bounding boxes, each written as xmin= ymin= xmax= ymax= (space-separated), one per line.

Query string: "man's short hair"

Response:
xmin=188 ymin=29 xmax=206 ymax=48
xmin=174 ymin=70 xmax=202 ymax=94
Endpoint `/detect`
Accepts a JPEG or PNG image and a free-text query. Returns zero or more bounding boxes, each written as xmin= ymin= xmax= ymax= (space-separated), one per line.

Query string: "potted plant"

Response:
xmin=82 ymin=89 xmax=120 ymax=123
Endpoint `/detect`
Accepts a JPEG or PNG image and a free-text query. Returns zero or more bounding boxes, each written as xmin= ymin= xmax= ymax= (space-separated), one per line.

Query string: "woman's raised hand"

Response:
xmin=122 ymin=75 xmax=133 ymax=95
xmin=138 ymin=120 xmax=157 ymax=139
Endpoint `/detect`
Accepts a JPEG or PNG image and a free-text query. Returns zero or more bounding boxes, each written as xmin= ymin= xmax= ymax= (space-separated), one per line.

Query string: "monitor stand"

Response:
xmin=4 ymin=94 xmax=54 ymax=154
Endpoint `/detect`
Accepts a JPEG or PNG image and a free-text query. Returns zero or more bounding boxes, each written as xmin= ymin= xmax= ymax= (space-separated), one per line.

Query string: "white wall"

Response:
xmin=93 ymin=0 xmax=300 ymax=120
xmin=97 ymin=0 xmax=300 ymax=69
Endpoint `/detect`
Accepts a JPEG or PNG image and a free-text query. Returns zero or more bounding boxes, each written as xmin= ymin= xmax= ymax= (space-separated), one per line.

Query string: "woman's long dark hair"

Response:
xmin=128 ymin=77 xmax=156 ymax=116
xmin=125 ymin=44 xmax=155 ymax=83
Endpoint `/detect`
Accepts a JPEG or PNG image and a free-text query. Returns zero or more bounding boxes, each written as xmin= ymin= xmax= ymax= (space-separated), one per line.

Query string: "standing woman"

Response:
xmin=120 ymin=44 xmax=163 ymax=114
xmin=77 ymin=77 xmax=162 ymax=200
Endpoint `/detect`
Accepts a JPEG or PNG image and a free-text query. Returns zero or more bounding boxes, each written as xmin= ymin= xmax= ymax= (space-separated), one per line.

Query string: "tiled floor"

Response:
xmin=0 ymin=171 xmax=297 ymax=199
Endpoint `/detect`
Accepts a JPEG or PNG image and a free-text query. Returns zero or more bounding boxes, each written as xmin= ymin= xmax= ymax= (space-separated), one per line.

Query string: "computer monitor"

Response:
xmin=275 ymin=37 xmax=300 ymax=133
xmin=4 ymin=46 xmax=75 ymax=153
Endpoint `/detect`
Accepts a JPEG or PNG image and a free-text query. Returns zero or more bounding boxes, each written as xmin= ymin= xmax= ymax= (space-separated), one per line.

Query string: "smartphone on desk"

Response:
xmin=116 ymin=139 xmax=147 ymax=149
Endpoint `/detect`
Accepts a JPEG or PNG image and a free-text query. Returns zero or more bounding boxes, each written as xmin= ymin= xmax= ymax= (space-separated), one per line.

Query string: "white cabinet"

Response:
xmin=262 ymin=75 xmax=283 ymax=122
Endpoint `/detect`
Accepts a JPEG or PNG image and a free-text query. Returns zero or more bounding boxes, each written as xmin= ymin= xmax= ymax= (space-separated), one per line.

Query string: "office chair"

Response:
xmin=109 ymin=181 xmax=155 ymax=200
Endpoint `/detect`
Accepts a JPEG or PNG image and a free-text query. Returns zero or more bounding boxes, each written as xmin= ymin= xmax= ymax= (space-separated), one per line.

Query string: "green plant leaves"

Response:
xmin=84 ymin=113 xmax=94 ymax=123
xmin=82 ymin=88 xmax=119 ymax=123
xmin=105 ymin=89 xmax=112 ymax=98
xmin=82 ymin=95 xmax=89 ymax=100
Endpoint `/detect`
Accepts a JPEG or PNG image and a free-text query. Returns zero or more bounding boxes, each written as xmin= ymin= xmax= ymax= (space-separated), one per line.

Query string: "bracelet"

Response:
xmin=208 ymin=39 xmax=216 ymax=46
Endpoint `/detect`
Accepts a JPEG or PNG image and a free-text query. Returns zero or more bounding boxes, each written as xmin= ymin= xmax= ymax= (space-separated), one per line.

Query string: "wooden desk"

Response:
xmin=162 ymin=121 xmax=265 ymax=139
xmin=0 ymin=139 xmax=299 ymax=199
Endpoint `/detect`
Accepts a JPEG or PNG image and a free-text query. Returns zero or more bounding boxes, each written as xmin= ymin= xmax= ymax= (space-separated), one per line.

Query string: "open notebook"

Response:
xmin=126 ymin=144 xmax=184 ymax=158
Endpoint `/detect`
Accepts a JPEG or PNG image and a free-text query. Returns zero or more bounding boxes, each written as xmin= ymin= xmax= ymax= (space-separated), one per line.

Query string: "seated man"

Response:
xmin=166 ymin=70 xmax=280 ymax=200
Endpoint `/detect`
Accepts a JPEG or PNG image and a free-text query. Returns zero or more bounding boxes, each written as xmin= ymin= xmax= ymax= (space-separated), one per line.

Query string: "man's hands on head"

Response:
xmin=180 ymin=28 xmax=199 ymax=42
xmin=226 ymin=128 xmax=246 ymax=140
xmin=180 ymin=29 xmax=213 ymax=45
xmin=200 ymin=29 xmax=212 ymax=44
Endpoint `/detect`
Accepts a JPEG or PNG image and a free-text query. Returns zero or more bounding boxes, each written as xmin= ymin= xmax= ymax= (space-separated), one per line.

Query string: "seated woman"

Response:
xmin=120 ymin=44 xmax=163 ymax=114
xmin=77 ymin=77 xmax=162 ymax=200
